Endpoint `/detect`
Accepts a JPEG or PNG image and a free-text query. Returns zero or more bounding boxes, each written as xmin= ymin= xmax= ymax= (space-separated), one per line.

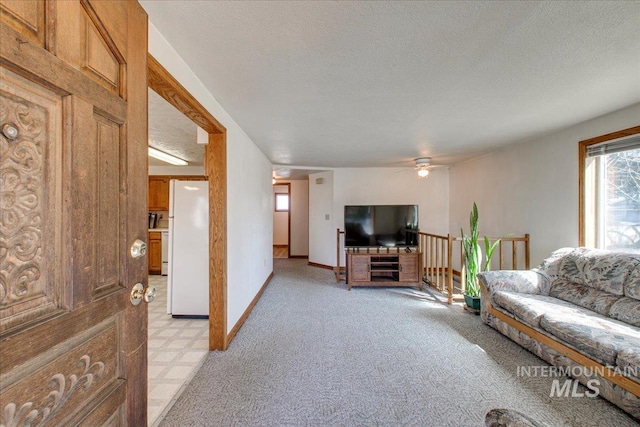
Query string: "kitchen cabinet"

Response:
xmin=148 ymin=231 xmax=162 ymax=275
xmin=148 ymin=176 xmax=170 ymax=211
xmin=148 ymin=175 xmax=207 ymax=211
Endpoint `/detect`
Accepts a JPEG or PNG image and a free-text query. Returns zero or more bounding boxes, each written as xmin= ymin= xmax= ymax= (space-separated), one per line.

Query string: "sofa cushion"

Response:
xmin=492 ymin=291 xmax=582 ymax=328
xmin=536 ymin=247 xmax=574 ymax=277
xmin=539 ymin=309 xmax=640 ymax=365
xmin=555 ymin=248 xmax=638 ymax=295
xmin=549 ymin=279 xmax=622 ymax=316
xmin=609 ymin=297 xmax=640 ymax=328
xmin=616 ymin=348 xmax=640 ymax=382
xmin=626 ymin=264 xmax=640 ymax=301
xmin=480 ymin=270 xmax=551 ymax=296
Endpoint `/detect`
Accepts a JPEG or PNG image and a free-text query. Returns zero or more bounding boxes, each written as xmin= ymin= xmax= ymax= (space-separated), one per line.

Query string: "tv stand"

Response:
xmin=346 ymin=248 xmax=422 ymax=291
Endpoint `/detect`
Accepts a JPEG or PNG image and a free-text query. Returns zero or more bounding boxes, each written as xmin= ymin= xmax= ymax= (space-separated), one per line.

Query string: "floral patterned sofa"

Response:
xmin=478 ymin=247 xmax=640 ymax=419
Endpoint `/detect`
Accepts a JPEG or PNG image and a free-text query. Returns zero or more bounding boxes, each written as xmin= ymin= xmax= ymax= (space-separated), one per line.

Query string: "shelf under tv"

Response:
xmin=345 ymin=248 xmax=422 ymax=291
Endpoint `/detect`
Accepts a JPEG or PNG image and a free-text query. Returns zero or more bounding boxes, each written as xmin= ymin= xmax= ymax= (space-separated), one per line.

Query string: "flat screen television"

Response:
xmin=344 ymin=205 xmax=418 ymax=248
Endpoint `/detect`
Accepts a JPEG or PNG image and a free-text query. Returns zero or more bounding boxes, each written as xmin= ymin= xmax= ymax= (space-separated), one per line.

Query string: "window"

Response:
xmin=275 ymin=193 xmax=289 ymax=212
xmin=580 ymin=127 xmax=640 ymax=253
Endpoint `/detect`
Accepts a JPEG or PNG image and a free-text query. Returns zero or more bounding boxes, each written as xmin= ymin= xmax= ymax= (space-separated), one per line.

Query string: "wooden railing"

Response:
xmin=420 ymin=232 xmax=454 ymax=303
xmin=335 ymin=229 xmax=529 ymax=305
xmin=418 ymin=232 xmax=530 ymax=304
xmin=335 ymin=229 xmax=346 ymax=282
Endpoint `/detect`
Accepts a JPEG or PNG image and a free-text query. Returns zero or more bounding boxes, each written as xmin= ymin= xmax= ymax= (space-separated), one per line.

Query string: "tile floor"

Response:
xmin=147 ymin=275 xmax=209 ymax=426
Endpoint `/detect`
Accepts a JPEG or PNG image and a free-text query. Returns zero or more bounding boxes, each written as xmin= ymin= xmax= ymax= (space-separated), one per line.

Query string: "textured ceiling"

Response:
xmin=141 ymin=1 xmax=640 ymax=168
xmin=148 ymin=88 xmax=203 ymax=166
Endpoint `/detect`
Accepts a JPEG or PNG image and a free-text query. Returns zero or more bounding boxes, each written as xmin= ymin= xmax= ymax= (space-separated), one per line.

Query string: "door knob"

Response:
xmin=130 ymin=283 xmax=144 ymax=305
xmin=130 ymin=283 xmax=157 ymax=305
xmin=129 ymin=283 xmax=144 ymax=305
xmin=144 ymin=285 xmax=157 ymax=303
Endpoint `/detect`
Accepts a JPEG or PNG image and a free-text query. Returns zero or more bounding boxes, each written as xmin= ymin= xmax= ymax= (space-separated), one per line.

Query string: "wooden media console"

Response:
xmin=346 ymin=249 xmax=422 ymax=290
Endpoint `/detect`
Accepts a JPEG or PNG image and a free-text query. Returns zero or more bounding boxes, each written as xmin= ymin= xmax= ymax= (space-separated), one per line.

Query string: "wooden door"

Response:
xmin=0 ymin=1 xmax=148 ymax=425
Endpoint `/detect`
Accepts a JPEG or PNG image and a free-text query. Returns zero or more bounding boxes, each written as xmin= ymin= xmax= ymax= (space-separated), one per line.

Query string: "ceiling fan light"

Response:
xmin=417 ymin=168 xmax=429 ymax=178
xmin=148 ymin=146 xmax=188 ymax=166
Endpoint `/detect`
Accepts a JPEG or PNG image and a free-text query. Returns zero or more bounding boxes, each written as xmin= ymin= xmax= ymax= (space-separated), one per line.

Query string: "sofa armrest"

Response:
xmin=478 ymin=270 xmax=550 ymax=296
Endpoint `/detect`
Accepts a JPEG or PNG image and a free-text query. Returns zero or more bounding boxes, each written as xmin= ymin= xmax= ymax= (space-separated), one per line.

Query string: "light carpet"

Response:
xmin=159 ymin=259 xmax=636 ymax=426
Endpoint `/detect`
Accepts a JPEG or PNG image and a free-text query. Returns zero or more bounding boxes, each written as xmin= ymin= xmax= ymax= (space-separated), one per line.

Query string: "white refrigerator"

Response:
xmin=167 ymin=180 xmax=209 ymax=317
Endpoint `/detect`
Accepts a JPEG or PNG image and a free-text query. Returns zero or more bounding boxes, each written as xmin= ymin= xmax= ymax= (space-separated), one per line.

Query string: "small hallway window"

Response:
xmin=580 ymin=127 xmax=640 ymax=253
xmin=275 ymin=193 xmax=289 ymax=212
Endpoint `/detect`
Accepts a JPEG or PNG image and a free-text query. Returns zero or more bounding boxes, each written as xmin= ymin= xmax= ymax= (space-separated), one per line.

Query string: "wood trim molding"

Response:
xmin=485 ymin=299 xmax=640 ymax=397
xmin=148 ymin=54 xmax=228 ymax=351
xmin=578 ymin=141 xmax=588 ymax=246
xmin=206 ymin=133 xmax=227 ymax=351
xmin=578 ymin=126 xmax=640 ymax=147
xmin=578 ymin=126 xmax=640 ymax=246
xmin=147 ymin=54 xmax=225 ymax=134
xmin=226 ymin=272 xmax=274 ymax=345
xmin=308 ymin=262 xmax=335 ymax=270
xmin=286 ymin=183 xmax=291 ymax=258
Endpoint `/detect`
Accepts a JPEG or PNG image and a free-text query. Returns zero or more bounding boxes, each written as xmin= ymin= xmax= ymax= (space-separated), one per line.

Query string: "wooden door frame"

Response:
xmin=148 ymin=54 xmax=229 ymax=350
xmin=273 ymin=182 xmax=292 ymax=257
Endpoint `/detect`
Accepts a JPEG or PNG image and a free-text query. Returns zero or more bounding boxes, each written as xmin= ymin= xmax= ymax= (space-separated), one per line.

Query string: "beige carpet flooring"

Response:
xmin=158 ymin=259 xmax=637 ymax=426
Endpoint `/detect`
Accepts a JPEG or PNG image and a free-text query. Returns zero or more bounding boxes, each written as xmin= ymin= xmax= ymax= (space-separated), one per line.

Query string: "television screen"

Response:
xmin=344 ymin=205 xmax=418 ymax=247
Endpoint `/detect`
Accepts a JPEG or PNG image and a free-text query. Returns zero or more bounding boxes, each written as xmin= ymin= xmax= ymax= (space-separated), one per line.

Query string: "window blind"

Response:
xmin=587 ymin=134 xmax=640 ymax=157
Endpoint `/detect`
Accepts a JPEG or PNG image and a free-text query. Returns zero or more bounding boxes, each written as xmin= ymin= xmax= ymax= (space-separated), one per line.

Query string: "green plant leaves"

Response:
xmin=461 ymin=202 xmax=500 ymax=297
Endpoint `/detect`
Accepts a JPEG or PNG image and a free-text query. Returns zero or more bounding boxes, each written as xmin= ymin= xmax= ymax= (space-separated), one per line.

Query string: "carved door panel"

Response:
xmin=0 ymin=1 xmax=148 ymax=425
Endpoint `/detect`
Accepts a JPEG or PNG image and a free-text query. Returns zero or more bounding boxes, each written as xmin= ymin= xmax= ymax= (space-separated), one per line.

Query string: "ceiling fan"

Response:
xmin=397 ymin=157 xmax=444 ymax=178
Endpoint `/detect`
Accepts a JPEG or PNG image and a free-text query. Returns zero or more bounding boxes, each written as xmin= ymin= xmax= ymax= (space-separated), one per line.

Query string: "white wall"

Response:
xmin=289 ymin=180 xmax=309 ymax=256
xmin=332 ymin=168 xmax=449 ymax=265
xmin=307 ymin=168 xmax=450 ymax=267
xmin=308 ymin=171 xmax=335 ymax=266
xmin=449 ymin=103 xmax=640 ymax=267
xmin=148 ymin=23 xmax=273 ymax=335
xmin=273 ymin=185 xmax=289 ymax=245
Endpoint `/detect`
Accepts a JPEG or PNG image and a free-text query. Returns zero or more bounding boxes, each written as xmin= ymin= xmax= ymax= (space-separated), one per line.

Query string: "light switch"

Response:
xmin=325 ymin=214 xmax=330 ymax=220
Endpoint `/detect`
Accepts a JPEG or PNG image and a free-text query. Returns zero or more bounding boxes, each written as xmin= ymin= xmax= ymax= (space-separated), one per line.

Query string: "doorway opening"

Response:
xmin=146 ymin=54 xmax=227 ymax=424
xmin=273 ymin=182 xmax=291 ymax=258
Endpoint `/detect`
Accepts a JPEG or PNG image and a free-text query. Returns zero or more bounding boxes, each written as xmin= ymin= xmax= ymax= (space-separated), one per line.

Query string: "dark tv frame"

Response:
xmin=344 ymin=205 xmax=419 ymax=248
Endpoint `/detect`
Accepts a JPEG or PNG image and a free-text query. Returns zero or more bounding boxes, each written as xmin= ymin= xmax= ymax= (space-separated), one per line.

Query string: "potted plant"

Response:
xmin=461 ymin=202 xmax=499 ymax=311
